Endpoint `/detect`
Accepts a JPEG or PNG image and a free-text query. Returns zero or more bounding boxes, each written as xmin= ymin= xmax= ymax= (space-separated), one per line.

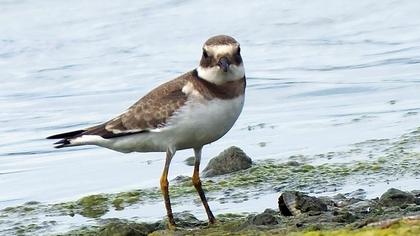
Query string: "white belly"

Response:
xmin=101 ymin=95 xmax=245 ymax=153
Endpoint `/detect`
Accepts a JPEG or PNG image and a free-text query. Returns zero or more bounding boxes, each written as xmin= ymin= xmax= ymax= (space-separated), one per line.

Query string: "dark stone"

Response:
xmin=246 ymin=209 xmax=280 ymax=226
xmin=405 ymin=204 xmax=420 ymax=212
xmin=157 ymin=212 xmax=205 ymax=229
xmin=348 ymin=200 xmax=373 ymax=214
xmin=411 ymin=190 xmax=420 ymax=197
xmin=98 ymin=220 xmax=160 ymax=236
xmin=333 ymin=211 xmax=358 ymax=223
xmin=171 ymin=175 xmax=192 ymax=185
xmin=332 ymin=193 xmax=346 ymax=200
xmin=295 ymin=222 xmax=304 ymax=228
xmin=278 ymin=191 xmax=328 ymax=216
xmin=286 ymin=161 xmax=301 ymax=166
xmin=344 ymin=189 xmax=367 ymax=200
xmin=174 ymin=212 xmax=204 ymax=228
xmin=202 ymin=146 xmax=252 ymax=177
xmin=318 ymin=196 xmax=336 ymax=208
xmin=378 ymin=188 xmax=416 ymax=207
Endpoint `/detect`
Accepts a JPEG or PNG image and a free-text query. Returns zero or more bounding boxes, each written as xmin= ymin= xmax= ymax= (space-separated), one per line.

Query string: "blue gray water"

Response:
xmin=1 ymin=0 xmax=420 ymax=230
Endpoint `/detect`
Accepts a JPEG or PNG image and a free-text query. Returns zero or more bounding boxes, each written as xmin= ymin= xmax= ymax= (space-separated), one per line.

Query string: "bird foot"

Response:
xmin=167 ymin=221 xmax=176 ymax=230
xmin=208 ymin=217 xmax=217 ymax=225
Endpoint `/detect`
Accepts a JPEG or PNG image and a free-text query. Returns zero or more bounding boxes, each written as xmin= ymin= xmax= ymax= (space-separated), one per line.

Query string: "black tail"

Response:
xmin=47 ymin=129 xmax=85 ymax=148
xmin=47 ymin=130 xmax=85 ymax=139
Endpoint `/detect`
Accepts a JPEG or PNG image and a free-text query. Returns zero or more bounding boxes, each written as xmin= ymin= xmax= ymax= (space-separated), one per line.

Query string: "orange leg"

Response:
xmin=160 ymin=148 xmax=176 ymax=228
xmin=192 ymin=147 xmax=216 ymax=224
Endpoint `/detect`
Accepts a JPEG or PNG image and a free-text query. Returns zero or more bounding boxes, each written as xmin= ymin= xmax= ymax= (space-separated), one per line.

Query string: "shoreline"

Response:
xmin=1 ymin=127 xmax=419 ymax=235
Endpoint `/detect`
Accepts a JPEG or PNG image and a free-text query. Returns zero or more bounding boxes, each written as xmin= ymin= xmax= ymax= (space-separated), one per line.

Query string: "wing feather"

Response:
xmin=87 ymin=76 xmax=189 ymax=138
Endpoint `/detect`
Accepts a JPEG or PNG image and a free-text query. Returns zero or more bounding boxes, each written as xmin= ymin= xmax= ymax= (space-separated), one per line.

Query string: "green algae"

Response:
xmin=58 ymin=226 xmax=99 ymax=236
xmin=146 ymin=218 xmax=420 ymax=236
xmin=111 ymin=190 xmax=152 ymax=210
xmin=1 ymin=126 xmax=420 ymax=235
xmin=39 ymin=142 xmax=420 ymax=219
xmin=296 ymin=219 xmax=420 ymax=236
xmin=57 ymin=214 xmax=420 ymax=236
xmin=77 ymin=194 xmax=110 ymax=218
xmin=216 ymin=213 xmax=247 ymax=221
xmin=1 ymin=201 xmax=42 ymax=217
xmin=51 ymin=189 xmax=162 ymax=218
xmin=7 ymin=145 xmax=418 ymax=220
xmin=14 ymin=224 xmax=42 ymax=236
xmin=111 ymin=198 xmax=125 ymax=210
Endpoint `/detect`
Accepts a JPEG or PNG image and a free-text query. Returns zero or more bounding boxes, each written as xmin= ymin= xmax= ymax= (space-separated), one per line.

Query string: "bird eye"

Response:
xmin=203 ymin=49 xmax=208 ymax=58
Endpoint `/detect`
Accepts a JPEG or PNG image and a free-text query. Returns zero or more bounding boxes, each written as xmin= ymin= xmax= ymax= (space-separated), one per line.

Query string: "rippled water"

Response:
xmin=1 ymin=0 xmax=420 ymax=231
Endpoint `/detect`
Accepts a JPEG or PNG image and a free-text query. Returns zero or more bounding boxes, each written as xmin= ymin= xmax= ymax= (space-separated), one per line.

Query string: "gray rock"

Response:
xmin=379 ymin=188 xmax=416 ymax=207
xmin=411 ymin=190 xmax=420 ymax=197
xmin=332 ymin=193 xmax=347 ymax=201
xmin=344 ymin=188 xmax=367 ymax=200
xmin=202 ymin=146 xmax=252 ymax=177
xmin=158 ymin=212 xmax=205 ymax=229
xmin=98 ymin=220 xmax=161 ymax=236
xmin=278 ymin=191 xmax=327 ymax=216
xmin=317 ymin=196 xmax=336 ymax=208
xmin=171 ymin=175 xmax=192 ymax=185
xmin=246 ymin=209 xmax=280 ymax=226
xmin=348 ymin=200 xmax=374 ymax=214
xmin=332 ymin=211 xmax=358 ymax=224
xmin=286 ymin=160 xmax=301 ymax=166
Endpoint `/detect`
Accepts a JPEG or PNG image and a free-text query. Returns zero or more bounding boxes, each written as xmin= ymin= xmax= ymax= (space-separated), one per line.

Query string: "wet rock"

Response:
xmin=344 ymin=188 xmax=367 ymax=200
xmin=157 ymin=212 xmax=205 ymax=229
xmin=174 ymin=212 xmax=205 ymax=228
xmin=331 ymin=190 xmax=368 ymax=208
xmin=171 ymin=175 xmax=192 ymax=184
xmin=317 ymin=196 xmax=336 ymax=208
xmin=278 ymin=191 xmax=327 ymax=216
xmin=333 ymin=211 xmax=358 ymax=223
xmin=184 ymin=156 xmax=195 ymax=166
xmin=379 ymin=188 xmax=416 ymax=207
xmin=411 ymin=190 xmax=420 ymax=197
xmin=332 ymin=193 xmax=347 ymax=201
xmin=286 ymin=160 xmax=301 ymax=166
xmin=246 ymin=209 xmax=280 ymax=226
xmin=348 ymin=200 xmax=373 ymax=214
xmin=411 ymin=190 xmax=420 ymax=204
xmin=202 ymin=146 xmax=252 ymax=177
xmin=404 ymin=204 xmax=420 ymax=213
xmin=98 ymin=220 xmax=161 ymax=236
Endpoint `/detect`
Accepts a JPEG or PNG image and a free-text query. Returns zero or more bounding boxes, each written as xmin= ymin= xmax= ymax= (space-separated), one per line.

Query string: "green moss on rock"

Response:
xmin=77 ymin=194 xmax=110 ymax=218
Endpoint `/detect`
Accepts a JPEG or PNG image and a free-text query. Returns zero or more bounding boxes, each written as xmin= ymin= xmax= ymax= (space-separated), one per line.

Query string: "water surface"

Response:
xmin=1 ymin=0 xmax=420 ymax=232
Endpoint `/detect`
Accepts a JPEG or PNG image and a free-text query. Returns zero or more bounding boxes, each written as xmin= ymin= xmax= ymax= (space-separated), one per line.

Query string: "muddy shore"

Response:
xmin=60 ymin=188 xmax=420 ymax=235
xmin=0 ymin=127 xmax=419 ymax=235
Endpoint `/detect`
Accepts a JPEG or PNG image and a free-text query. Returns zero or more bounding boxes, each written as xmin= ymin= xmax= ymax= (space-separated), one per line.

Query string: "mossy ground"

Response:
xmin=298 ymin=218 xmax=420 ymax=236
xmin=65 ymin=215 xmax=420 ymax=236
xmin=0 ymin=127 xmax=419 ymax=235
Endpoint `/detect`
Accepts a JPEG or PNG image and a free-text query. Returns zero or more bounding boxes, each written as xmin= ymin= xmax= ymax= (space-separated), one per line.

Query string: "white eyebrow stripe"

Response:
xmin=204 ymin=44 xmax=238 ymax=57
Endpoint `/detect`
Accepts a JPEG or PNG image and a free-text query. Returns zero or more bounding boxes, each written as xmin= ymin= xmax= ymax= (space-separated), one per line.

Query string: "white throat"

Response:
xmin=197 ymin=63 xmax=245 ymax=85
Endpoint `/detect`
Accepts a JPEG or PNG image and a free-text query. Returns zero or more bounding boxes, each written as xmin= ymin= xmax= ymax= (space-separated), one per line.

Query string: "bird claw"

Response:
xmin=167 ymin=222 xmax=176 ymax=230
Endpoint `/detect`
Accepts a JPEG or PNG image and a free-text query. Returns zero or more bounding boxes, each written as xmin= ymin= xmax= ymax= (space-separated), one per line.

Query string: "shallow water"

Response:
xmin=1 ymin=0 xmax=420 ymax=233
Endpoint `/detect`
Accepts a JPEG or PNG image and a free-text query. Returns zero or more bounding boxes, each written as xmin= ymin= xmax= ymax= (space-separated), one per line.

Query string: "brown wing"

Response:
xmin=84 ymin=75 xmax=189 ymax=138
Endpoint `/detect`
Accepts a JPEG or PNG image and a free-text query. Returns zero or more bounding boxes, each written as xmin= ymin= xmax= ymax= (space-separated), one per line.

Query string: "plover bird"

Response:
xmin=47 ymin=35 xmax=246 ymax=227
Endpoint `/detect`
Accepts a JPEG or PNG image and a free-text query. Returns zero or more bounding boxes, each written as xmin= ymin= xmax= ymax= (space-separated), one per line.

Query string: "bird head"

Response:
xmin=197 ymin=35 xmax=245 ymax=85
